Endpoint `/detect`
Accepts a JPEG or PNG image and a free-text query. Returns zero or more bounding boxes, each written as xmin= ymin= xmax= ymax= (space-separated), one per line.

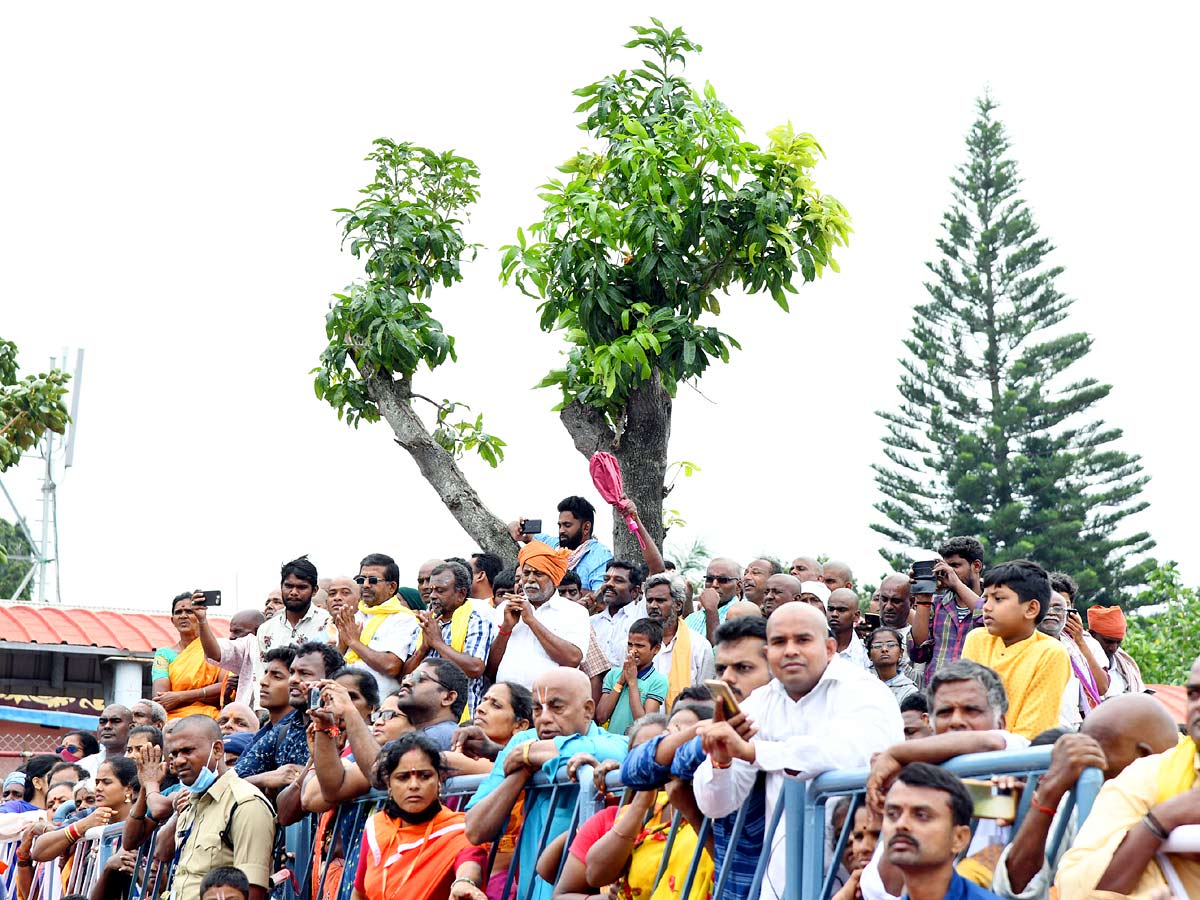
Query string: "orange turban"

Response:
xmin=1087 ymin=605 xmax=1127 ymax=640
xmin=517 ymin=541 xmax=570 ymax=586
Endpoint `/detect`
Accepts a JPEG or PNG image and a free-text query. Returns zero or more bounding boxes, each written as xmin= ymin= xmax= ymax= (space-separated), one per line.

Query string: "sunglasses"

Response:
xmin=371 ymin=709 xmax=404 ymax=724
xmin=55 ymin=744 xmax=82 ymax=755
xmin=704 ymin=575 xmax=738 ymax=585
xmin=354 ymin=576 xmax=389 ymax=585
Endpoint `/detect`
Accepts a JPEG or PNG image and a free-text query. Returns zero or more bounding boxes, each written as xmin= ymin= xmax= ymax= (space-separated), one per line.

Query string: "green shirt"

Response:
xmin=601 ymin=665 xmax=669 ymax=736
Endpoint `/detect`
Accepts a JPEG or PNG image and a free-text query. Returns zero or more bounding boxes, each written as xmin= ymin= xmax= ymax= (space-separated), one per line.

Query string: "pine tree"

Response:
xmin=872 ymin=96 xmax=1154 ymax=606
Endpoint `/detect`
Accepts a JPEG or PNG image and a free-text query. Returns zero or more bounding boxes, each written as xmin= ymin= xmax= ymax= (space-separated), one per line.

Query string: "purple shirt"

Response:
xmin=908 ymin=591 xmax=984 ymax=681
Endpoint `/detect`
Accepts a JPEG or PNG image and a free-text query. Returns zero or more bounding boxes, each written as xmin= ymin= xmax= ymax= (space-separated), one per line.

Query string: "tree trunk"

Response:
xmin=559 ymin=377 xmax=671 ymax=565
xmin=368 ymin=372 xmax=518 ymax=568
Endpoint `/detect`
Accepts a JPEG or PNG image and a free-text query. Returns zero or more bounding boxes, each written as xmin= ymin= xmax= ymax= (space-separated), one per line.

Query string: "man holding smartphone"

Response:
xmin=508 ymin=495 xmax=613 ymax=593
xmin=908 ymin=537 xmax=986 ymax=682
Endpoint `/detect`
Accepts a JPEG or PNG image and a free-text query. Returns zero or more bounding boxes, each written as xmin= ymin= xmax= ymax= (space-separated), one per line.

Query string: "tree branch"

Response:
xmin=366 ymin=371 xmax=517 ymax=566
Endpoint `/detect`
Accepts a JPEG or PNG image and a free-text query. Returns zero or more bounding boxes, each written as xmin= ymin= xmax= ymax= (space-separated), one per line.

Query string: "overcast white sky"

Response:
xmin=3 ymin=3 xmax=1197 ymax=612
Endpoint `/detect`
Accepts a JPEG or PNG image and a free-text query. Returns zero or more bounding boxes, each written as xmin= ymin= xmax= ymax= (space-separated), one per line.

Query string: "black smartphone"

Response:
xmin=911 ymin=560 xmax=938 ymax=595
xmin=521 ymin=519 xmax=542 ymax=535
xmin=198 ymin=590 xmax=222 ymax=607
xmin=863 ymin=612 xmax=882 ymax=629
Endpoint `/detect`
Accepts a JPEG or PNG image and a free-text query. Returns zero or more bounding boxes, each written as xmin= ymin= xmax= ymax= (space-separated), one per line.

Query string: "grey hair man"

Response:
xmin=643 ymin=573 xmax=715 ymax=695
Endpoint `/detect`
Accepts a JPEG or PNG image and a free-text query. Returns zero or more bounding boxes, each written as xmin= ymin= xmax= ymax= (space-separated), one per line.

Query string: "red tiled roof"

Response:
xmin=0 ymin=604 xmax=229 ymax=653
xmin=1147 ymin=684 xmax=1187 ymax=724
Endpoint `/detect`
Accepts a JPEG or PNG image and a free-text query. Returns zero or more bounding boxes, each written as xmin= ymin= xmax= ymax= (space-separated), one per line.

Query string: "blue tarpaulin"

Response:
xmin=0 ymin=705 xmax=99 ymax=730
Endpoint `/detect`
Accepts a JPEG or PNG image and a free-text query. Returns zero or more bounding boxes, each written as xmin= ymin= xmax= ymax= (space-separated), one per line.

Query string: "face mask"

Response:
xmin=188 ymin=744 xmax=220 ymax=795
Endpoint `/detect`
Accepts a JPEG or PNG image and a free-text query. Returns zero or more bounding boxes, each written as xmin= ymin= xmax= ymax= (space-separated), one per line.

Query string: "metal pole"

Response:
xmin=37 ymin=428 xmax=53 ymax=604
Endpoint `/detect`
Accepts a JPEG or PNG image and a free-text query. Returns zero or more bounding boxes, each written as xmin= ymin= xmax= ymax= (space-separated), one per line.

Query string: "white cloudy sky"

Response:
xmin=3 ymin=3 xmax=1197 ymax=612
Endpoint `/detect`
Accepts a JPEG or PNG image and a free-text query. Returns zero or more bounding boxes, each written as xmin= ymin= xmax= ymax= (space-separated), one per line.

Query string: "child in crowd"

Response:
xmin=595 ymin=618 xmax=669 ymax=735
xmin=200 ymin=867 xmax=250 ymax=900
xmin=961 ymin=559 xmax=1069 ymax=739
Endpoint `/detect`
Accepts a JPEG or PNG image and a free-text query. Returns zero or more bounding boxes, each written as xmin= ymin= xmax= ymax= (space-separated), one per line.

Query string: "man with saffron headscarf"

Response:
xmin=1056 ymin=654 xmax=1200 ymax=899
xmin=1086 ymin=604 xmax=1146 ymax=697
xmin=485 ymin=542 xmax=590 ymax=690
xmin=333 ymin=553 xmax=423 ymax=697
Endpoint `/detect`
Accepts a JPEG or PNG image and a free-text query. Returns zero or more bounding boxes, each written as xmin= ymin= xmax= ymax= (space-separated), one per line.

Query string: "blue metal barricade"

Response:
xmin=283 ymin=745 xmax=1107 ymax=900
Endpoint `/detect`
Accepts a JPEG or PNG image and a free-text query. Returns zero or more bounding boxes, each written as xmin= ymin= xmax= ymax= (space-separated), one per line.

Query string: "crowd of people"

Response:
xmin=0 ymin=491 xmax=1193 ymax=900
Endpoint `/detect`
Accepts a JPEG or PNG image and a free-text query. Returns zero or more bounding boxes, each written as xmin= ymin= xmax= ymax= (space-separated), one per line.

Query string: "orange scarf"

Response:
xmin=361 ymin=806 xmax=473 ymax=900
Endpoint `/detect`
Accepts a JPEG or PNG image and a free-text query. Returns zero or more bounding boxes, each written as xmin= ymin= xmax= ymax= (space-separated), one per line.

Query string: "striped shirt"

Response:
xmin=907 ymin=591 xmax=984 ymax=682
xmin=425 ymin=609 xmax=496 ymax=715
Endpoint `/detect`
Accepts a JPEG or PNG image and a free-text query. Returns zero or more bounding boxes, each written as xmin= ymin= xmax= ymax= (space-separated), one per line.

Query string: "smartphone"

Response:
xmin=197 ymin=590 xmax=222 ymax=607
xmin=863 ymin=612 xmax=882 ymax=629
xmin=911 ymin=560 xmax=938 ymax=595
xmin=521 ymin=519 xmax=542 ymax=535
xmin=962 ymin=779 xmax=1016 ymax=820
xmin=703 ymin=679 xmax=740 ymax=717
xmin=309 ymin=686 xmax=323 ymax=709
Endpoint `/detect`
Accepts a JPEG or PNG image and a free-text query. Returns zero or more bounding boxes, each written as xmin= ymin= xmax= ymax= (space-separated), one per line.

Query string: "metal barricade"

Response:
xmin=284 ymin=745 xmax=1106 ymax=900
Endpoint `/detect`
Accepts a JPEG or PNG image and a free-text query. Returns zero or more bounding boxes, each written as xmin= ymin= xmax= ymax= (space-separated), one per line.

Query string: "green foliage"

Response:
xmin=872 ymin=97 xmax=1153 ymax=603
xmin=314 ymin=140 xmax=505 ymax=467
xmin=1123 ymin=564 xmax=1200 ymax=685
xmin=662 ymin=459 xmax=700 ymax=529
xmin=0 ymin=518 xmax=32 ymax=596
xmin=0 ymin=338 xmax=71 ymax=473
xmin=500 ymin=19 xmax=851 ymax=418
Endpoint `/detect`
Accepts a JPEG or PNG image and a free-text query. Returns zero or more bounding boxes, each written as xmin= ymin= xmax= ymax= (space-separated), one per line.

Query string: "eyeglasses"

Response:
xmin=354 ymin=576 xmax=382 ymax=585
xmin=371 ymin=709 xmax=405 ymax=724
xmin=403 ymin=670 xmax=450 ymax=691
xmin=869 ymin=641 xmax=900 ymax=651
xmin=55 ymin=744 xmax=81 ymax=755
xmin=704 ymin=575 xmax=738 ymax=585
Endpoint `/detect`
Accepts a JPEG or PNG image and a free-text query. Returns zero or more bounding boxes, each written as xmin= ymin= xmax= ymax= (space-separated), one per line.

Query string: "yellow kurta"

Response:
xmin=1055 ymin=748 xmax=1200 ymax=899
xmin=961 ymin=628 xmax=1069 ymax=739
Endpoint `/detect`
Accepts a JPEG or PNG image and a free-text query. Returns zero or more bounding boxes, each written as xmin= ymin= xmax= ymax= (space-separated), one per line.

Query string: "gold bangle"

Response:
xmin=522 ymin=741 xmax=533 ymax=766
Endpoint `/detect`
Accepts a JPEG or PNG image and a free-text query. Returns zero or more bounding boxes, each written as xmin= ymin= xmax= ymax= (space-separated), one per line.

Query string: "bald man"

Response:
xmin=741 ymin=558 xmax=781 ymax=608
xmin=996 ymin=694 xmax=1179 ymax=899
xmin=827 ymin=587 xmax=870 ymax=669
xmin=762 ymin=573 xmax=805 ymax=617
xmin=684 ymin=557 xmax=744 ymax=644
xmin=790 ymin=556 xmax=823 ymax=582
xmin=417 ymin=558 xmax=444 ymax=607
xmin=161 ymin=715 xmax=276 ymax=900
xmin=725 ymin=599 xmax=764 ymax=621
xmin=695 ymin=604 xmax=903 ymax=900
xmin=823 ymin=560 xmax=854 ymax=591
xmin=216 ymin=702 xmax=260 ymax=736
xmin=466 ymin=667 xmax=628 ymax=900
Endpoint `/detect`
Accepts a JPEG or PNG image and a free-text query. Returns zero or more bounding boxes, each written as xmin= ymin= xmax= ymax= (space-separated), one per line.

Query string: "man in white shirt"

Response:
xmin=828 ymin=588 xmax=871 ymax=669
xmin=486 ymin=541 xmax=589 ymax=690
xmin=79 ymin=704 xmax=133 ymax=776
xmin=256 ymin=556 xmax=334 ymax=655
xmin=644 ymin=572 xmax=715 ymax=705
xmin=694 ymin=603 xmax=903 ymax=900
xmin=332 ymin=552 xmax=422 ymax=697
xmin=590 ymin=560 xmax=648 ymax=667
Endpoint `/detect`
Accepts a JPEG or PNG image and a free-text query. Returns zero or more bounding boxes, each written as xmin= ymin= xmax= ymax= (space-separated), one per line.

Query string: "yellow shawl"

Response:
xmin=665 ymin=622 xmax=693 ymax=708
xmin=344 ymin=596 xmax=420 ymax=665
xmin=1155 ymin=733 xmax=1197 ymax=804
xmin=448 ymin=601 xmax=473 ymax=724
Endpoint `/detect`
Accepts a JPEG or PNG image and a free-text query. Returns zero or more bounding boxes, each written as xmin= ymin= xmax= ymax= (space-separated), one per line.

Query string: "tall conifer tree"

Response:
xmin=872 ymin=96 xmax=1154 ymax=605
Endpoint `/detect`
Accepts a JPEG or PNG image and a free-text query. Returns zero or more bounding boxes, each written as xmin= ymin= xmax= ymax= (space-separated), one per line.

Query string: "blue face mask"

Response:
xmin=188 ymin=745 xmax=219 ymax=795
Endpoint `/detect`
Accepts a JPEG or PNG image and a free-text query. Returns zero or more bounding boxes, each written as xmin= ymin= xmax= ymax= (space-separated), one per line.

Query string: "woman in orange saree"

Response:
xmin=152 ymin=592 xmax=226 ymax=721
xmin=351 ymin=733 xmax=489 ymax=900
